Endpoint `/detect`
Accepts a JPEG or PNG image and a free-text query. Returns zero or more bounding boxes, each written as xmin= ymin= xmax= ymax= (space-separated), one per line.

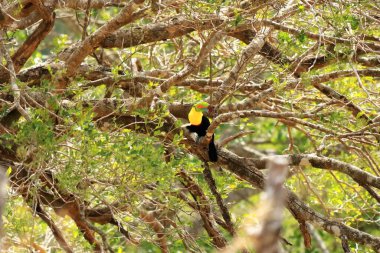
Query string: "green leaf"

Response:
xmin=234 ymin=13 xmax=242 ymax=26
xmin=345 ymin=15 xmax=359 ymax=30
xmin=297 ymin=30 xmax=307 ymax=43
xmin=6 ymin=166 xmax=12 ymax=176
xmin=278 ymin=31 xmax=292 ymax=43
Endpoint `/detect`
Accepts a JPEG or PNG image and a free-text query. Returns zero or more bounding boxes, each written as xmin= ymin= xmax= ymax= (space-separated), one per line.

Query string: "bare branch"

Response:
xmin=251 ymin=157 xmax=289 ymax=253
xmin=32 ymin=201 xmax=74 ymax=253
xmin=135 ymin=27 xmax=225 ymax=109
xmin=219 ymin=131 xmax=255 ymax=147
xmin=203 ymin=164 xmax=235 ymax=236
xmin=246 ymin=154 xmax=380 ymax=190
xmin=177 ymin=170 xmax=227 ymax=249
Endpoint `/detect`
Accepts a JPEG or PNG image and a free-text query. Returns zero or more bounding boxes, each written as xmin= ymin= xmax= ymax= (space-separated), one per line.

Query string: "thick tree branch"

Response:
xmin=101 ymin=16 xmax=224 ymax=49
xmin=245 ymin=154 xmax=380 ymax=190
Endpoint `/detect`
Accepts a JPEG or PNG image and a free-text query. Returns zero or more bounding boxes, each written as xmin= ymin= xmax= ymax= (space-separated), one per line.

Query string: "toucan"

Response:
xmin=186 ymin=101 xmax=218 ymax=162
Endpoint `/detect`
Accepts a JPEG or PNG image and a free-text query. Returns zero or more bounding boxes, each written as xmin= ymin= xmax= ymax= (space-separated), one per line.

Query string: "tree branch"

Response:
xmin=203 ymin=164 xmax=235 ymax=236
xmin=217 ymin=148 xmax=380 ymax=251
xmin=60 ymin=0 xmax=147 ymax=88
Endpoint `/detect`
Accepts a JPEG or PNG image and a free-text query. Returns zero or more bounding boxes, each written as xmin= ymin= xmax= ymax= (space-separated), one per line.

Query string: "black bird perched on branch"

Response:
xmin=186 ymin=101 xmax=218 ymax=162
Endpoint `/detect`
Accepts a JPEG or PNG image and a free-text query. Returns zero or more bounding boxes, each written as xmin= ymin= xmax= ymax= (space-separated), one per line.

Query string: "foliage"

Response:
xmin=0 ymin=0 xmax=379 ymax=252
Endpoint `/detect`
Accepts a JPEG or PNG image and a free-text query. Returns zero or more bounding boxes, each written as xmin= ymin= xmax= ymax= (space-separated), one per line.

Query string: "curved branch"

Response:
xmin=32 ymin=201 xmax=74 ymax=253
xmin=263 ymin=20 xmax=380 ymax=52
xmin=206 ymin=110 xmax=322 ymax=142
xmin=246 ymin=154 xmax=380 ymax=190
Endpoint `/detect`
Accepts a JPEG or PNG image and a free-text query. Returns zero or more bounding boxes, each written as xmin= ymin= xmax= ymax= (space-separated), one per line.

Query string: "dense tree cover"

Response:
xmin=0 ymin=0 xmax=380 ymax=252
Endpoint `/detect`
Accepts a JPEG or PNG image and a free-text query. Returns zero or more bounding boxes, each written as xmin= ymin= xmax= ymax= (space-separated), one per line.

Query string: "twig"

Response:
xmin=0 ymin=30 xmax=31 ymax=121
xmin=341 ymin=235 xmax=352 ymax=253
xmin=307 ymin=224 xmax=330 ymax=253
xmin=218 ymin=87 xmax=274 ymax=114
xmin=219 ymin=131 xmax=255 ymax=147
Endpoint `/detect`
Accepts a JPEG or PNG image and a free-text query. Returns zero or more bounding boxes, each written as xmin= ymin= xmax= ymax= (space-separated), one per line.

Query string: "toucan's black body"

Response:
xmin=186 ymin=116 xmax=218 ymax=162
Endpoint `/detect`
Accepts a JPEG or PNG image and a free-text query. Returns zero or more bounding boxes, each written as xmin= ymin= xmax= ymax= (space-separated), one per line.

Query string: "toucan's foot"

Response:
xmin=192 ymin=133 xmax=200 ymax=143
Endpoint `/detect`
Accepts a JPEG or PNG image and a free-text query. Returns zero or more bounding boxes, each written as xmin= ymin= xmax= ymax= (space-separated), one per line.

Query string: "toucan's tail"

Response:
xmin=208 ymin=135 xmax=218 ymax=162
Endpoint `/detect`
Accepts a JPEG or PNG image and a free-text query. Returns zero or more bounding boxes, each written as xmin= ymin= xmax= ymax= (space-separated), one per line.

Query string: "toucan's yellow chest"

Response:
xmin=188 ymin=107 xmax=203 ymax=125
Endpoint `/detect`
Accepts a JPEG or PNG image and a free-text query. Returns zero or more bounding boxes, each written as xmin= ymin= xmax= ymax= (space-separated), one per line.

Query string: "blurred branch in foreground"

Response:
xmin=0 ymin=163 xmax=7 ymax=239
xmin=221 ymin=157 xmax=289 ymax=253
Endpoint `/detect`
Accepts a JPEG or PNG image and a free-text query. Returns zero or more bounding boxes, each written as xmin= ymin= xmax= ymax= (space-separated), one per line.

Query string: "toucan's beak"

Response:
xmin=199 ymin=107 xmax=208 ymax=113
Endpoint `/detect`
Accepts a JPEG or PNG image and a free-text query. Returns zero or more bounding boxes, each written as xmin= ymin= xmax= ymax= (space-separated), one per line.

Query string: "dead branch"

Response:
xmin=177 ymin=170 xmax=227 ymax=249
xmin=203 ymin=163 xmax=235 ymax=236
xmin=245 ymin=154 xmax=380 ymax=190
xmin=32 ymin=200 xmax=74 ymax=253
